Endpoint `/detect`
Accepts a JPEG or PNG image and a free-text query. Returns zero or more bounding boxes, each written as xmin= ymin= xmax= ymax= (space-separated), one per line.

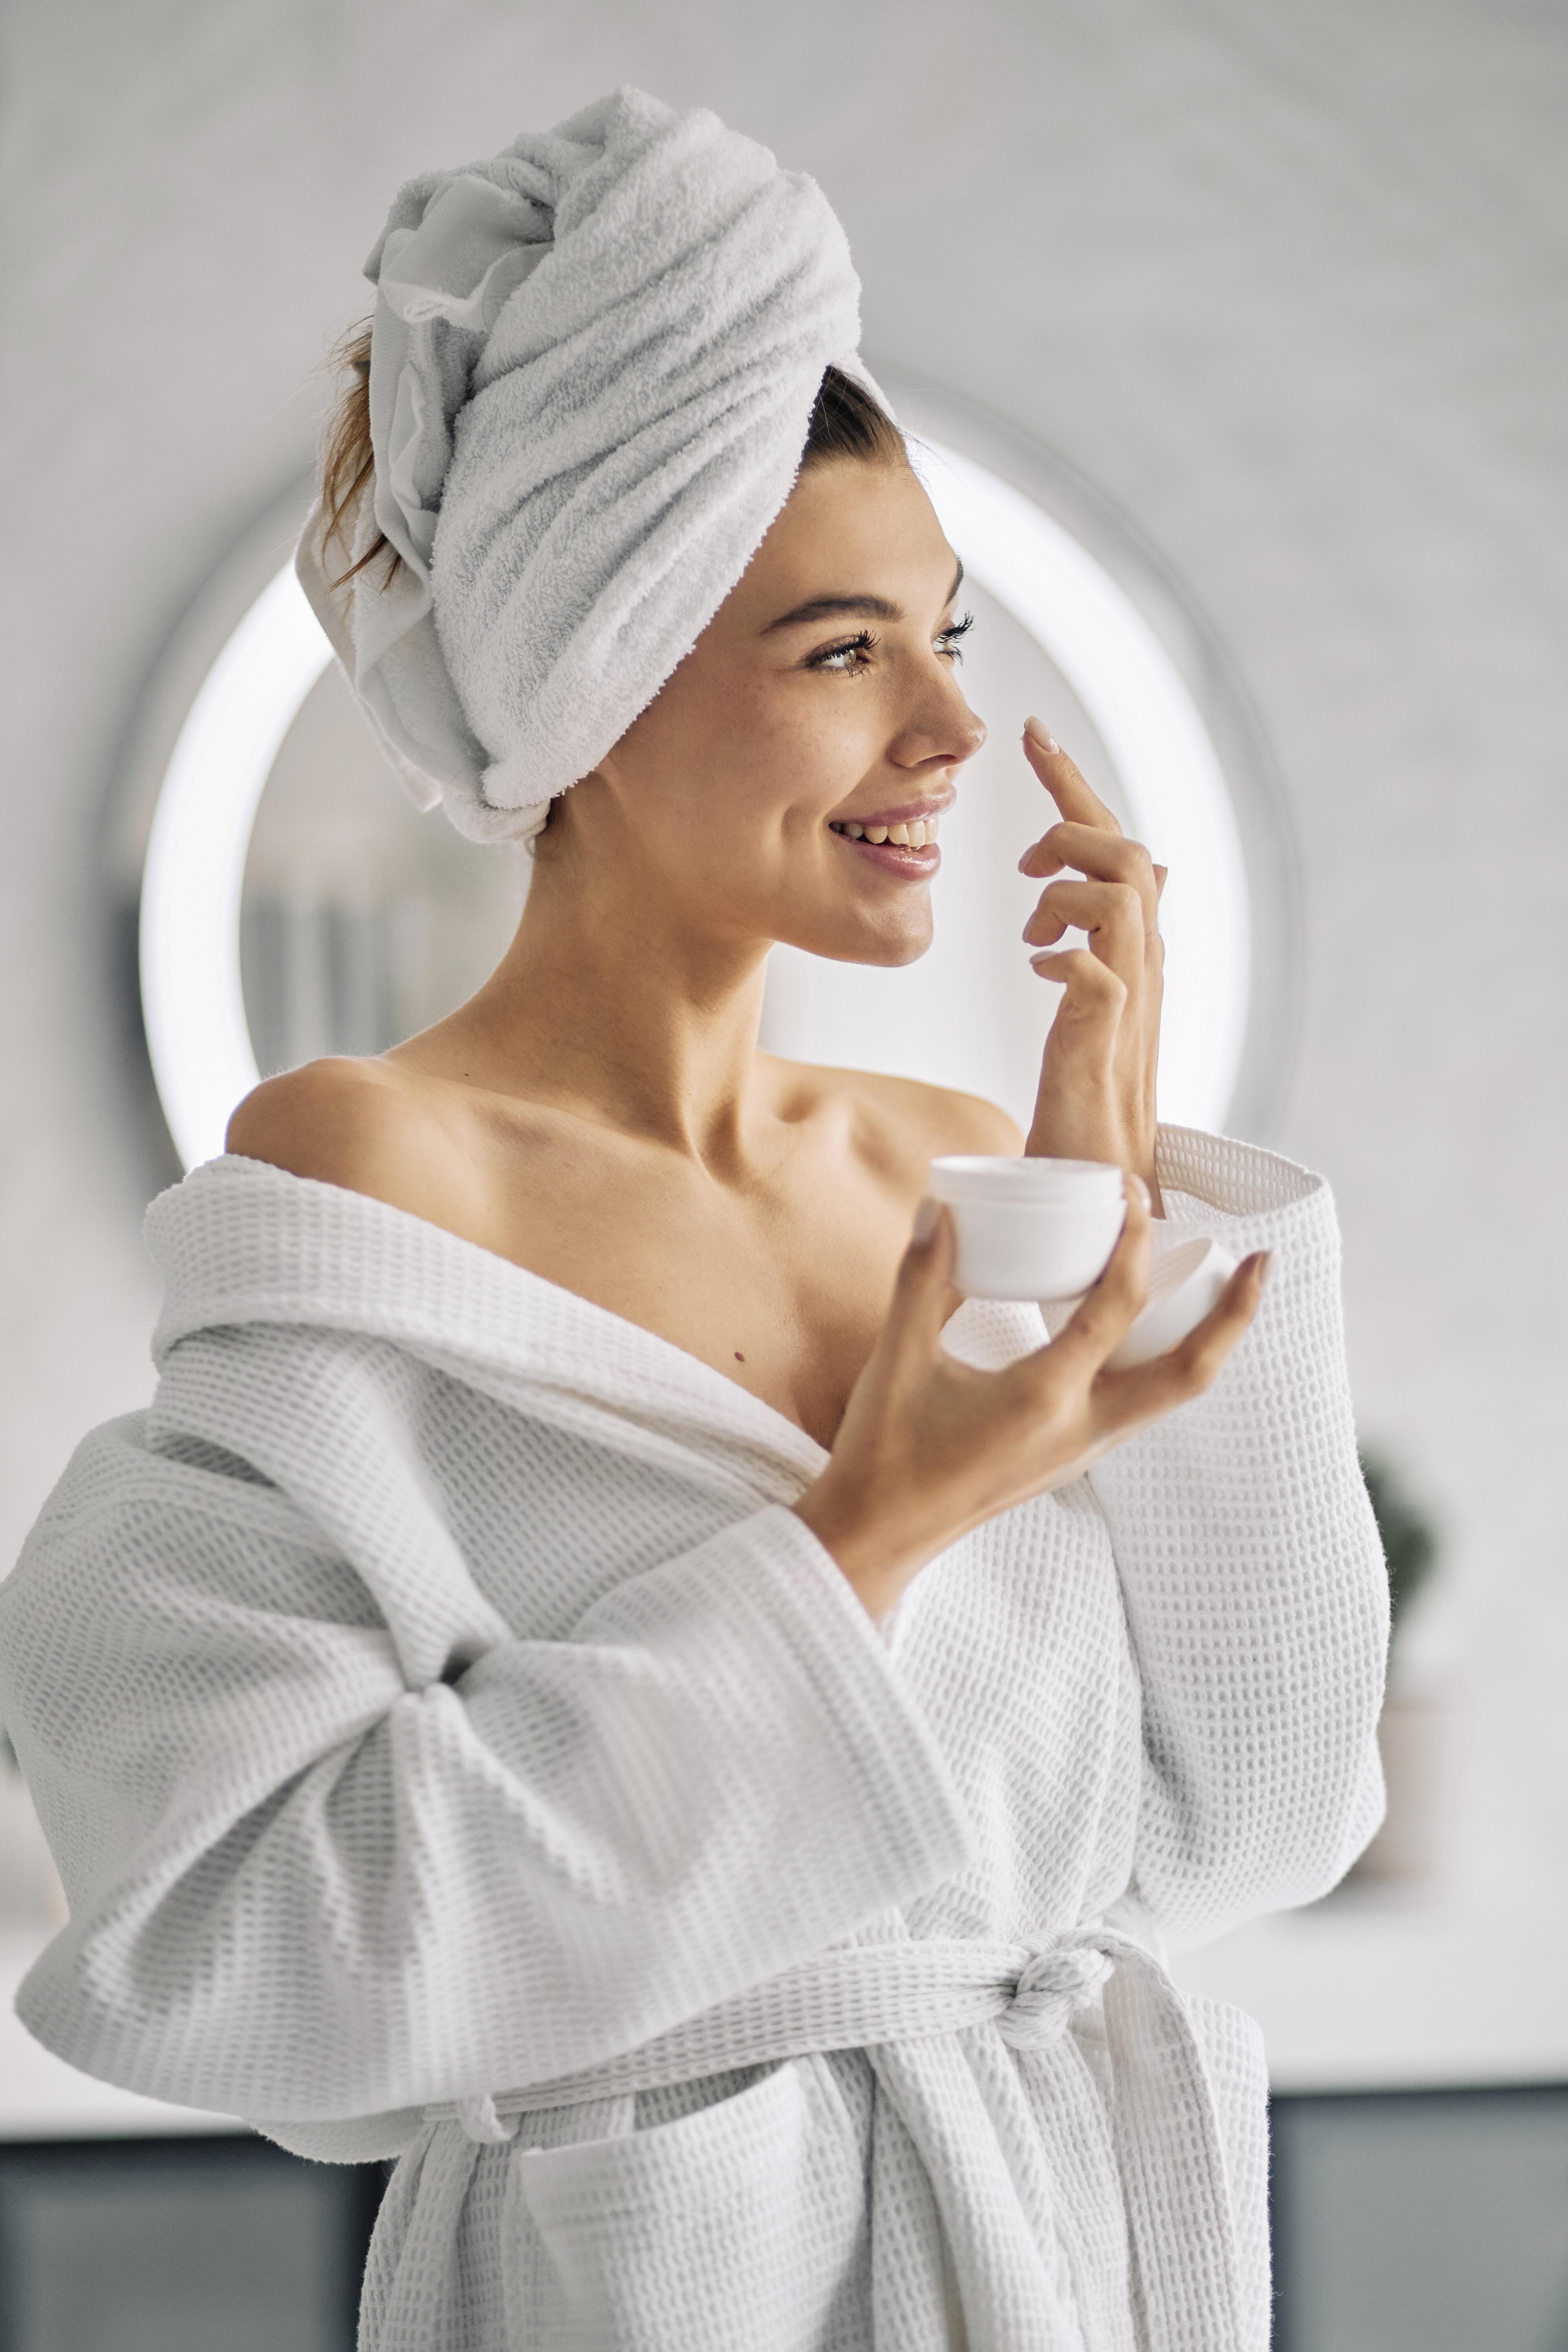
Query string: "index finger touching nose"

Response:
xmin=1023 ymin=718 xmax=1122 ymax=837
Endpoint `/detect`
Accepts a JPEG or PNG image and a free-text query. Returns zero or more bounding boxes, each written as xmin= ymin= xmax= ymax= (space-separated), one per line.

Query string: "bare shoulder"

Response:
xmin=224 ymin=1057 xmax=466 ymax=1215
xmin=767 ymin=1056 xmax=1024 ymax=1172
xmin=888 ymin=1075 xmax=1025 ymax=1159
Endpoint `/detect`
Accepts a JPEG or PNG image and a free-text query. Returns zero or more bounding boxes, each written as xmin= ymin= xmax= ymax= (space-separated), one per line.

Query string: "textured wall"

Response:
xmin=3 ymin=0 xmax=1564 ymax=1941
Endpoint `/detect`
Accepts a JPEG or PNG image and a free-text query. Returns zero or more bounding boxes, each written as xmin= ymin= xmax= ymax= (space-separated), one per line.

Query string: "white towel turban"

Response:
xmin=296 ymin=87 xmax=868 ymax=844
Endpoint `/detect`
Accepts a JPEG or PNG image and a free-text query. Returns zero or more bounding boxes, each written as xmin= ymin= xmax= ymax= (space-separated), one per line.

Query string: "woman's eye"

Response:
xmin=809 ymin=631 xmax=876 ymax=674
xmin=937 ymin=610 xmax=975 ymax=663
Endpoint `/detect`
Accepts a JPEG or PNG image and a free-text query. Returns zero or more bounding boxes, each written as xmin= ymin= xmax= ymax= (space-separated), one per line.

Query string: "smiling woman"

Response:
xmin=520 ymin=453 xmax=981 ymax=991
xmin=224 ymin=382 xmax=1024 ymax=1449
xmin=135 ymin=423 xmax=1267 ymax=1173
xmin=0 ymin=84 xmax=1387 ymax=2352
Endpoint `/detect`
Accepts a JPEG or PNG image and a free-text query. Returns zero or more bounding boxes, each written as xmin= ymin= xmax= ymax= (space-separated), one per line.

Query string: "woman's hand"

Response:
xmin=793 ymin=1187 xmax=1269 ymax=1618
xmin=1018 ymin=719 xmax=1165 ymax=1205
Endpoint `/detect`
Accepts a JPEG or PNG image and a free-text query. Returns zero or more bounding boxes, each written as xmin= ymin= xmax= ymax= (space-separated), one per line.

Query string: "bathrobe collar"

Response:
xmin=147 ymin=1154 xmax=833 ymax=1499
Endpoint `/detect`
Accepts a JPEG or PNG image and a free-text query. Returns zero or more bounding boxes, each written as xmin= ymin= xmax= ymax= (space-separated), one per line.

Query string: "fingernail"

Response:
xmin=1127 ymin=1173 xmax=1150 ymax=1208
xmin=912 ymin=1196 xmax=940 ymax=1245
xmin=1256 ymin=1249 xmax=1273 ymax=1285
xmin=1025 ymin=716 xmax=1060 ymax=753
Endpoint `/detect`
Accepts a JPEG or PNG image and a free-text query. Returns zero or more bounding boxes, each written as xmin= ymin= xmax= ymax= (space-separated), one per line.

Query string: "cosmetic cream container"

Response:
xmin=927 ymin=1156 xmax=1238 ymax=1363
xmin=927 ymin=1156 xmax=1127 ymax=1303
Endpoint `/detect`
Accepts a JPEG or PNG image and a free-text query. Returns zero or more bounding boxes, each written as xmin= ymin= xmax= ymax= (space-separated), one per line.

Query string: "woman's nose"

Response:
xmin=894 ymin=670 xmax=987 ymax=771
xmin=953 ymin=699 xmax=988 ymax=762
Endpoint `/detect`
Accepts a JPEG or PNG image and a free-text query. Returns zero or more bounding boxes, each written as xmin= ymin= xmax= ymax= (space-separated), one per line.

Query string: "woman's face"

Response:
xmin=558 ymin=456 xmax=987 ymax=969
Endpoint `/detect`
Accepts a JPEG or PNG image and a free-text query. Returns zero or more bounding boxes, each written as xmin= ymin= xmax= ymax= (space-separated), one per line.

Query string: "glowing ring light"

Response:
xmin=139 ymin=444 xmax=1252 ymax=1169
xmin=139 ymin=566 xmax=333 ymax=1169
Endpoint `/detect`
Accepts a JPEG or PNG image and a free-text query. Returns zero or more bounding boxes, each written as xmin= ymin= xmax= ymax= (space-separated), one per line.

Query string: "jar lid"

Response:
xmin=928 ymin=1154 xmax=1125 ymax=1206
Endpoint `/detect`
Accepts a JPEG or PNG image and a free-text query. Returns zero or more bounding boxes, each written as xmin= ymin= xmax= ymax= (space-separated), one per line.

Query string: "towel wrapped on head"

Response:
xmin=296 ymin=87 xmax=869 ymax=844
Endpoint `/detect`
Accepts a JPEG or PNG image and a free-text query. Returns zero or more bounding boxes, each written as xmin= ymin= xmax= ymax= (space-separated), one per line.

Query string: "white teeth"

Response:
xmin=834 ymin=815 xmax=942 ymax=846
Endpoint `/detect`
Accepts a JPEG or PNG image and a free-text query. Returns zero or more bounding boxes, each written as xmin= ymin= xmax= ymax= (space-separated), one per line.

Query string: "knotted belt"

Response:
xmin=423 ymin=1926 xmax=1247 ymax=2352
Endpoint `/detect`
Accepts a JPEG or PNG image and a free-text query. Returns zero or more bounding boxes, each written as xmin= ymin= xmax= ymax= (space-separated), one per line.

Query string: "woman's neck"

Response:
xmin=414 ymin=840 xmax=775 ymax=1172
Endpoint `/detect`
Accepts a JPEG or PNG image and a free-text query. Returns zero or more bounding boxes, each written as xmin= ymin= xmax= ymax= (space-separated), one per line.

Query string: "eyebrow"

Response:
xmin=762 ymin=559 xmax=965 ymax=635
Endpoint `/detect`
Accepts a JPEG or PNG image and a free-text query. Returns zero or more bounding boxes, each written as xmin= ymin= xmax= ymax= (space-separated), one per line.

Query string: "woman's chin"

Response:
xmin=779 ymin=909 xmax=934 ymax=969
xmin=868 ymin=927 xmax=934 ymax=970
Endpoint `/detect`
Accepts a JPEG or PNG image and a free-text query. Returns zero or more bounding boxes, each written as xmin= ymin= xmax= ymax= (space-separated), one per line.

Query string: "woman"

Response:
xmin=0 ymin=89 xmax=1387 ymax=2352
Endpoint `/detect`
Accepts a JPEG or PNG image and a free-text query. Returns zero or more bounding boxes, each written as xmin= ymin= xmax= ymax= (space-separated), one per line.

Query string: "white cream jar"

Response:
xmin=927 ymin=1156 xmax=1127 ymax=1303
xmin=927 ymin=1155 xmax=1240 ymax=1363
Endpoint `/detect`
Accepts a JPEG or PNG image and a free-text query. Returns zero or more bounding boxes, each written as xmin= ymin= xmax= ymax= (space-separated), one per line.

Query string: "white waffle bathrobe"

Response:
xmin=0 ymin=1129 xmax=1387 ymax=2352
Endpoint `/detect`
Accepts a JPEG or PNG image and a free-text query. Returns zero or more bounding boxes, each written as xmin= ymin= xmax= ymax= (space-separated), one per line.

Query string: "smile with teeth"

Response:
xmin=830 ymin=815 xmax=941 ymax=847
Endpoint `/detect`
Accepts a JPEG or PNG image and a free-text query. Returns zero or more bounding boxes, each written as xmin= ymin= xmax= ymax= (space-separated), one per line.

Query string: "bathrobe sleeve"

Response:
xmin=0 ymin=1345 xmax=972 ymax=2145
xmin=1088 ymin=1128 xmax=1389 ymax=1947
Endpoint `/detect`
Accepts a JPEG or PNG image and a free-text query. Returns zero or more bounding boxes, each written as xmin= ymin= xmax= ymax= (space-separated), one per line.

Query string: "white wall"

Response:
xmin=4 ymin=0 xmax=1565 ymax=1946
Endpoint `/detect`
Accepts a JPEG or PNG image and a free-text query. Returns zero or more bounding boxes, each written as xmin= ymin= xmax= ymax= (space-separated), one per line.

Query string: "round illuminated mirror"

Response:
xmin=113 ymin=378 xmax=1297 ymax=1172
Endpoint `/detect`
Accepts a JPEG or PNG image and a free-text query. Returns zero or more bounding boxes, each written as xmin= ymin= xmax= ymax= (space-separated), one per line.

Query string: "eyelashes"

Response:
xmin=807 ymin=629 xmax=878 ymax=674
xmin=806 ymin=610 xmax=976 ymax=675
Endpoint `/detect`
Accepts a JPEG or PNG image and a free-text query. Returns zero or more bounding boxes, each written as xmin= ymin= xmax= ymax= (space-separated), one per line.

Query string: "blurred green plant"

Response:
xmin=1359 ymin=1449 xmax=1439 ymax=1635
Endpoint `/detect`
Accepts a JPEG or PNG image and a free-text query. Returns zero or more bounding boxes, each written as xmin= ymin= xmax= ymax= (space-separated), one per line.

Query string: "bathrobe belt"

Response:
xmin=424 ymin=1925 xmax=1246 ymax=2352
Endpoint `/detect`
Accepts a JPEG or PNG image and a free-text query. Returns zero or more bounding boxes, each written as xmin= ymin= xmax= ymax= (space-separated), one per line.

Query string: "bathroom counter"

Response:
xmin=1171 ymin=1771 xmax=1568 ymax=2091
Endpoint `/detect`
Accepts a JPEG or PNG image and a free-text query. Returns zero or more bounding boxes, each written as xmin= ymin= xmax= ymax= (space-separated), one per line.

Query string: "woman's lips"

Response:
xmin=827 ymin=805 xmax=945 ymax=877
xmin=830 ymin=828 xmax=941 ymax=877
